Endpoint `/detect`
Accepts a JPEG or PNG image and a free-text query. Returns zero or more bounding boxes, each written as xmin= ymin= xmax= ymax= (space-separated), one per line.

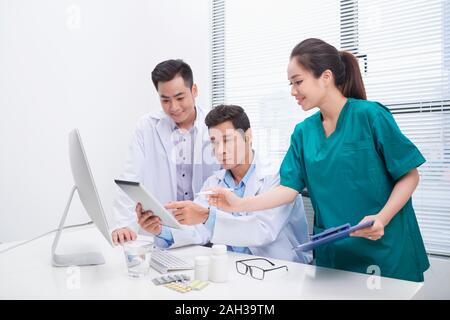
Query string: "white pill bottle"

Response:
xmin=194 ymin=256 xmax=210 ymax=281
xmin=209 ymin=244 xmax=228 ymax=283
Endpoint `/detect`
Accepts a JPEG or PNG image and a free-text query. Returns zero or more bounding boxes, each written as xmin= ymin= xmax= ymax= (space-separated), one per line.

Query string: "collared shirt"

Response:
xmin=206 ymin=164 xmax=256 ymax=254
xmin=165 ymin=108 xmax=197 ymax=202
xmin=172 ymin=124 xmax=196 ymax=201
xmin=155 ymin=110 xmax=196 ymax=246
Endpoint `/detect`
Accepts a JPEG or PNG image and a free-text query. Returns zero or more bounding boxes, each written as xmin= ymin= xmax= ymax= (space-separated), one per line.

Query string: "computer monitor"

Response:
xmin=51 ymin=129 xmax=113 ymax=267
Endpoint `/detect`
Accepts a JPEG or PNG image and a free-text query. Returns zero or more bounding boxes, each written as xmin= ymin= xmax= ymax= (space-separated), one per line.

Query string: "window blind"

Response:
xmin=211 ymin=0 xmax=450 ymax=256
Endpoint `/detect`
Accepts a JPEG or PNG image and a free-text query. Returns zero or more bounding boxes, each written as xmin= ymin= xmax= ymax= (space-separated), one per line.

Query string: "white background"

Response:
xmin=0 ymin=0 xmax=211 ymax=242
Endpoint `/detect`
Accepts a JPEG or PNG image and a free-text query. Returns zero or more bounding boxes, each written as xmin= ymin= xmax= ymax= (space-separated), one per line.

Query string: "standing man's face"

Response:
xmin=157 ymin=75 xmax=198 ymax=126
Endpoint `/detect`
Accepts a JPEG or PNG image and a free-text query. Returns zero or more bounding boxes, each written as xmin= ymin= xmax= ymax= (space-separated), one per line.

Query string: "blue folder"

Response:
xmin=293 ymin=220 xmax=375 ymax=252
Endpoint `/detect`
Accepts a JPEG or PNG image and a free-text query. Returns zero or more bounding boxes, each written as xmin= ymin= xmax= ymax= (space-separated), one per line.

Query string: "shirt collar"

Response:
xmin=223 ymin=152 xmax=257 ymax=189
xmin=169 ymin=107 xmax=198 ymax=133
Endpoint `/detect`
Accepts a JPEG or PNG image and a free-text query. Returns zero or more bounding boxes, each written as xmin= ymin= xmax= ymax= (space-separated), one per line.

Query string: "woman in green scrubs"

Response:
xmin=208 ymin=38 xmax=429 ymax=282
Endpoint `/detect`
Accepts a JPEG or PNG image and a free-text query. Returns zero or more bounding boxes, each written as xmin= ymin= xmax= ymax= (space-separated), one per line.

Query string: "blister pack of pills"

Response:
xmin=189 ymin=279 xmax=209 ymax=290
xmin=151 ymin=274 xmax=190 ymax=285
xmin=164 ymin=282 xmax=192 ymax=293
xmin=163 ymin=279 xmax=210 ymax=294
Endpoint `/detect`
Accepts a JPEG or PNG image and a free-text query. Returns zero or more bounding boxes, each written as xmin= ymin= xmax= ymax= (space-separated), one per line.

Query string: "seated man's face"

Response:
xmin=209 ymin=120 xmax=251 ymax=170
xmin=157 ymin=75 xmax=197 ymax=125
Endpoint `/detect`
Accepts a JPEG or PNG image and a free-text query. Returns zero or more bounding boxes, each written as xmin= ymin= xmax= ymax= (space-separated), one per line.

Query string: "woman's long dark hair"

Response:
xmin=290 ymin=38 xmax=367 ymax=100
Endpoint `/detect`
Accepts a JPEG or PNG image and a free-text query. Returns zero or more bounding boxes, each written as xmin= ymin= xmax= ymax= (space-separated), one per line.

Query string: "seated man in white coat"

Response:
xmin=138 ymin=105 xmax=311 ymax=263
xmin=111 ymin=59 xmax=219 ymax=244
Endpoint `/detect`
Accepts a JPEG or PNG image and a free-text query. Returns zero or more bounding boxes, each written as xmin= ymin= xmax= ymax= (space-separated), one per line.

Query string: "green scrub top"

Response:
xmin=280 ymin=98 xmax=429 ymax=282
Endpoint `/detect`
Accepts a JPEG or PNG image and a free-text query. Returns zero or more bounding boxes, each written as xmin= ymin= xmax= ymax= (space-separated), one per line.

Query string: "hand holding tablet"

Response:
xmin=114 ymin=179 xmax=182 ymax=229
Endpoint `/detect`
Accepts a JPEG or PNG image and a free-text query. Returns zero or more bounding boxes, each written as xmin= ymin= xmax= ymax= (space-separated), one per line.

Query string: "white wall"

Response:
xmin=0 ymin=0 xmax=211 ymax=242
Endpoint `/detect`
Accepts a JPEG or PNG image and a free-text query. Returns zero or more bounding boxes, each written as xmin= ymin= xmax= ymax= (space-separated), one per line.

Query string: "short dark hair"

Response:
xmin=151 ymin=59 xmax=194 ymax=90
xmin=205 ymin=104 xmax=251 ymax=132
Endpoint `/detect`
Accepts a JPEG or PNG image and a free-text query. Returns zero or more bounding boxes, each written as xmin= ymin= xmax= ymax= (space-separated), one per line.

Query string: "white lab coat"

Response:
xmin=156 ymin=154 xmax=312 ymax=264
xmin=112 ymin=106 xmax=220 ymax=234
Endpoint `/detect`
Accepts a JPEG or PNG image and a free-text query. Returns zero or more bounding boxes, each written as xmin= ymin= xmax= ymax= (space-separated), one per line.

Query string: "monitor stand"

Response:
xmin=51 ymin=185 xmax=105 ymax=267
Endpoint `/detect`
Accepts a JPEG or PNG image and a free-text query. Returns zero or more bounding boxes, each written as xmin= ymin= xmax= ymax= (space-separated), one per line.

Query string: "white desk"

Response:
xmin=0 ymin=226 xmax=423 ymax=299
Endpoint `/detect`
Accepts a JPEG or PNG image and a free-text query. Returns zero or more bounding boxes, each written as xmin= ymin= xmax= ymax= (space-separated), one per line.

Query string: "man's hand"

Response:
xmin=111 ymin=227 xmax=137 ymax=245
xmin=136 ymin=202 xmax=162 ymax=235
xmin=164 ymin=201 xmax=209 ymax=225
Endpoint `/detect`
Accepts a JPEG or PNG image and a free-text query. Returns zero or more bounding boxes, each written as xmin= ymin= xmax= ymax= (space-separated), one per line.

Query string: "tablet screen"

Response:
xmin=114 ymin=180 xmax=182 ymax=229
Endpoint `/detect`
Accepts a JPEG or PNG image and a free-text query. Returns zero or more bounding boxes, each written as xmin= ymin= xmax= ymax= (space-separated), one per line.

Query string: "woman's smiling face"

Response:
xmin=287 ymin=58 xmax=327 ymax=111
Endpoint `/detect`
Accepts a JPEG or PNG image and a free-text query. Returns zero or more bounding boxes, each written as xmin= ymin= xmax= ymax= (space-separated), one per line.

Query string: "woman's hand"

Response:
xmin=164 ymin=201 xmax=210 ymax=225
xmin=350 ymin=214 xmax=387 ymax=241
xmin=206 ymin=187 xmax=243 ymax=212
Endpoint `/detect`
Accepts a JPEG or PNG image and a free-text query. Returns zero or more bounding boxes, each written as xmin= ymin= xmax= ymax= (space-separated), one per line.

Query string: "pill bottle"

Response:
xmin=209 ymin=244 xmax=228 ymax=283
xmin=194 ymin=255 xmax=210 ymax=281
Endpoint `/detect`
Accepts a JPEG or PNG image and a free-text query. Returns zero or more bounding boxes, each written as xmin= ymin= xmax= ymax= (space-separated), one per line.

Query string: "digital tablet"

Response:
xmin=114 ymin=179 xmax=182 ymax=229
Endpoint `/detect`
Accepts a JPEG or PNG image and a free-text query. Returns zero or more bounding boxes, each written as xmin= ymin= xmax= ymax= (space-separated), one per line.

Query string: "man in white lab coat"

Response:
xmin=111 ymin=59 xmax=219 ymax=244
xmin=138 ymin=105 xmax=312 ymax=263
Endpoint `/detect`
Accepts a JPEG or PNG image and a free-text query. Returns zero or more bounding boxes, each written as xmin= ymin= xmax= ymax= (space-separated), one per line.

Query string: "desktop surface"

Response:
xmin=0 ymin=226 xmax=423 ymax=300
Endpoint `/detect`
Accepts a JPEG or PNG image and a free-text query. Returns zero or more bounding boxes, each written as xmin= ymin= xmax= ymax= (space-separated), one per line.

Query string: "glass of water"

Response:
xmin=123 ymin=241 xmax=153 ymax=278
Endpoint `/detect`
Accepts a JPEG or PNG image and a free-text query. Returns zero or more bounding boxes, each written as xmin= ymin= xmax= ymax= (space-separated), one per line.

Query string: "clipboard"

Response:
xmin=293 ymin=220 xmax=375 ymax=252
